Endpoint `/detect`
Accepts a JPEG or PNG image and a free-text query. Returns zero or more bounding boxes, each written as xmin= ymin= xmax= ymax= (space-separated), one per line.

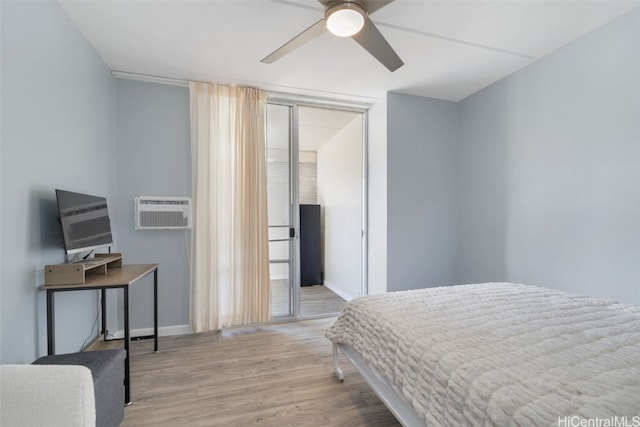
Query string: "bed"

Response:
xmin=325 ymin=282 xmax=640 ymax=426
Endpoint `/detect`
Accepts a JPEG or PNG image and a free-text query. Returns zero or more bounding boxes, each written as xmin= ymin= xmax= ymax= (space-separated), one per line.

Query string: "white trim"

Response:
xmin=269 ymin=92 xmax=373 ymax=111
xmin=111 ymin=324 xmax=190 ymax=339
xmin=111 ymin=70 xmax=376 ymax=108
xmin=111 ymin=70 xmax=189 ymax=87
xmin=361 ymin=110 xmax=369 ymax=297
xmin=323 ymin=280 xmax=356 ymax=302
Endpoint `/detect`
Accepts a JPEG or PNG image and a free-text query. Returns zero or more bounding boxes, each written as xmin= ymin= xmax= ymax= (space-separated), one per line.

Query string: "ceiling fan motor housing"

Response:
xmin=324 ymin=0 xmax=367 ymax=14
xmin=325 ymin=1 xmax=367 ymax=37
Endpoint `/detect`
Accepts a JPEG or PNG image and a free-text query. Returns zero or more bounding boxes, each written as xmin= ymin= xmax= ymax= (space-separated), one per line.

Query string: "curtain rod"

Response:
xmin=111 ymin=70 xmax=376 ymax=109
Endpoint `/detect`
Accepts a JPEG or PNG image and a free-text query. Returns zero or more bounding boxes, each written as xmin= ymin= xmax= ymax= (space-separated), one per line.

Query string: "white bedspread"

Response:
xmin=325 ymin=283 xmax=640 ymax=426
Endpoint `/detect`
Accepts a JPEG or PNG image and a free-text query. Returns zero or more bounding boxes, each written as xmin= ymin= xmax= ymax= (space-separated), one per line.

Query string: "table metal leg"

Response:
xmin=46 ymin=290 xmax=55 ymax=355
xmin=153 ymin=268 xmax=158 ymax=353
xmin=101 ymin=288 xmax=107 ymax=337
xmin=124 ymin=286 xmax=131 ymax=405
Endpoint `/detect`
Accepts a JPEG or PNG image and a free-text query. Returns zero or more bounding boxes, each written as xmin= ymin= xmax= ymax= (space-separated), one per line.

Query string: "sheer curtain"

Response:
xmin=189 ymin=82 xmax=270 ymax=332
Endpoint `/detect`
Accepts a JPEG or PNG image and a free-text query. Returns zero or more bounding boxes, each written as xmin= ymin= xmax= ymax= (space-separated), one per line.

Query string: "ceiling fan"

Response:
xmin=261 ymin=0 xmax=404 ymax=72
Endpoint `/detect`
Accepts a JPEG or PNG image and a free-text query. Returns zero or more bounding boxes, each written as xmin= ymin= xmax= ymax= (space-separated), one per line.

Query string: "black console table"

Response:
xmin=42 ymin=263 xmax=159 ymax=404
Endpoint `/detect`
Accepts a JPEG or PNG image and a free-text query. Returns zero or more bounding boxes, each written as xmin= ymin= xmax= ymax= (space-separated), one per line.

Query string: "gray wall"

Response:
xmin=114 ymin=79 xmax=191 ymax=333
xmin=387 ymin=7 xmax=640 ymax=305
xmin=458 ymin=6 xmax=640 ymax=305
xmin=1 ymin=1 xmax=116 ymax=362
xmin=387 ymin=93 xmax=459 ymax=292
xmin=456 ymin=87 xmax=509 ymax=283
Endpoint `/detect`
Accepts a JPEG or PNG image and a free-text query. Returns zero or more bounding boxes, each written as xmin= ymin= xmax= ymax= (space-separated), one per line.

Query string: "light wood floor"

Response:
xmin=122 ymin=318 xmax=399 ymax=427
xmin=271 ymin=281 xmax=347 ymax=317
xmin=300 ymin=285 xmax=347 ymax=317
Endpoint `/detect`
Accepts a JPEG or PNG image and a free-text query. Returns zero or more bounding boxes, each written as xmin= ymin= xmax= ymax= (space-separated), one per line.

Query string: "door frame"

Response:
xmin=267 ymin=94 xmax=369 ymax=320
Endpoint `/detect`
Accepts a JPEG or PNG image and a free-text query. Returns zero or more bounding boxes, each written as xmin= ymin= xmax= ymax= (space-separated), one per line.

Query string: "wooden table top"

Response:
xmin=42 ymin=264 xmax=158 ymax=291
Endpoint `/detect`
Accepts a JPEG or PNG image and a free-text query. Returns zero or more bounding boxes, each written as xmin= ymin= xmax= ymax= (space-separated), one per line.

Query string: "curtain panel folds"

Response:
xmin=189 ymin=82 xmax=270 ymax=332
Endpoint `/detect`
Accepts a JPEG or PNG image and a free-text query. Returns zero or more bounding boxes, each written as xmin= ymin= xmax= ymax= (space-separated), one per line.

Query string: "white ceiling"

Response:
xmin=60 ymin=0 xmax=639 ymax=102
xmin=299 ymin=106 xmax=361 ymax=151
xmin=267 ymin=104 xmax=361 ymax=152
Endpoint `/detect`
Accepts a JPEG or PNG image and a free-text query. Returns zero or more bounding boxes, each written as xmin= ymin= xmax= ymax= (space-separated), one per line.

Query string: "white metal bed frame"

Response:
xmin=332 ymin=343 xmax=424 ymax=427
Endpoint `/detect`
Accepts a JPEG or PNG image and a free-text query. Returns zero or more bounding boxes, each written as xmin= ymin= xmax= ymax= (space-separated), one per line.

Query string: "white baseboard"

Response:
xmin=112 ymin=324 xmax=191 ymax=339
xmin=323 ymin=281 xmax=356 ymax=302
xmin=110 ymin=284 xmax=355 ymax=339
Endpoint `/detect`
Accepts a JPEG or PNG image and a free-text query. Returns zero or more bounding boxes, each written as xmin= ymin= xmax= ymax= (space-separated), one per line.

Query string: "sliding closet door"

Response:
xmin=266 ymin=100 xmax=368 ymax=320
xmin=266 ymin=103 xmax=297 ymax=318
xmin=298 ymin=106 xmax=364 ymax=317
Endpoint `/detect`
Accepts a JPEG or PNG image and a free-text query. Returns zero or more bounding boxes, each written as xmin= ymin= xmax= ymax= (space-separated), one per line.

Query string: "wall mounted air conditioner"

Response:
xmin=135 ymin=196 xmax=192 ymax=230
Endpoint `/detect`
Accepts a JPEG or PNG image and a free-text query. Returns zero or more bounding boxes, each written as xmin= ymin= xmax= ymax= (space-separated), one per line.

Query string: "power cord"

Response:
xmin=184 ymin=228 xmax=191 ymax=269
xmin=81 ymin=294 xmax=102 ymax=351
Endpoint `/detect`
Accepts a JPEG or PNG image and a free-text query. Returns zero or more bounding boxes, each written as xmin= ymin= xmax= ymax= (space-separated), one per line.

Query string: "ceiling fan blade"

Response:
xmin=361 ymin=0 xmax=394 ymax=15
xmin=261 ymin=19 xmax=326 ymax=64
xmin=352 ymin=15 xmax=403 ymax=72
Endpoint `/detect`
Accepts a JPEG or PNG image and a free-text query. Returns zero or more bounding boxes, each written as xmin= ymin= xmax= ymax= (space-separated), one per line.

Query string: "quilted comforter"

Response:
xmin=325 ymin=283 xmax=640 ymax=426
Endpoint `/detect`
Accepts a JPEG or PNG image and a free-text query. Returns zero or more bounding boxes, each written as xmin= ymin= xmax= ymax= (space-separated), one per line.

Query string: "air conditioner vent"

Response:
xmin=135 ymin=196 xmax=192 ymax=230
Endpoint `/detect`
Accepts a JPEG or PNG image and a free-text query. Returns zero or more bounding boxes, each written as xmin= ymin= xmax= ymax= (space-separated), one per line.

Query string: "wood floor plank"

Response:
xmin=272 ymin=282 xmax=347 ymax=317
xmin=123 ymin=318 xmax=400 ymax=426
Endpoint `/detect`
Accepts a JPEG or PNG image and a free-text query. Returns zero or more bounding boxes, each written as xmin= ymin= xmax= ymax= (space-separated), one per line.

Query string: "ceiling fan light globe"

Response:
xmin=326 ymin=6 xmax=365 ymax=37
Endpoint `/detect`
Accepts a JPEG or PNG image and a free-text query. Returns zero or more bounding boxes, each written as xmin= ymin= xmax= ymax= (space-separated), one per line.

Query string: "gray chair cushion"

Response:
xmin=34 ymin=349 xmax=125 ymax=427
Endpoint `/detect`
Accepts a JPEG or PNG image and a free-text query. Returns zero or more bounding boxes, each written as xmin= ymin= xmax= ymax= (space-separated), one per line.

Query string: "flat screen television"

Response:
xmin=55 ymin=189 xmax=113 ymax=255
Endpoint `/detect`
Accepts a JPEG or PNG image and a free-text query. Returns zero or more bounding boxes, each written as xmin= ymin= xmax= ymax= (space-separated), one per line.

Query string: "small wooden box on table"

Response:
xmin=45 ymin=253 xmax=124 ymax=285
xmin=42 ymin=253 xmax=159 ymax=405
